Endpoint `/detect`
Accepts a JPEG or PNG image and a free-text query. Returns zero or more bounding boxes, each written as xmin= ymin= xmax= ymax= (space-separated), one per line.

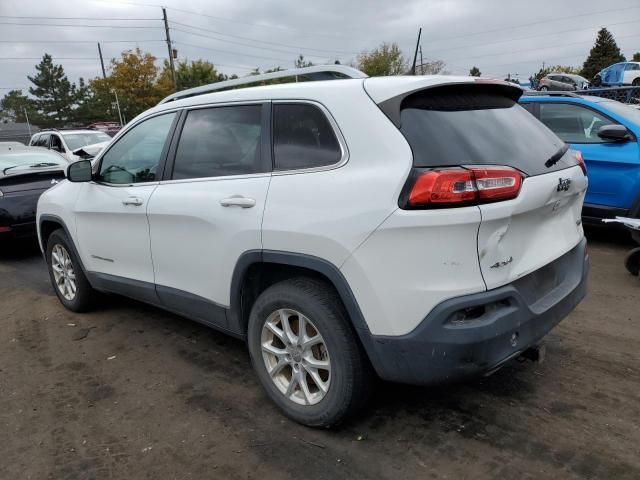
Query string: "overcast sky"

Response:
xmin=1 ymin=0 xmax=639 ymax=93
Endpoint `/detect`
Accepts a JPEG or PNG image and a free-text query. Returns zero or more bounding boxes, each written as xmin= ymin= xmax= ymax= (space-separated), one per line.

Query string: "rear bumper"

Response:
xmin=365 ymin=238 xmax=588 ymax=385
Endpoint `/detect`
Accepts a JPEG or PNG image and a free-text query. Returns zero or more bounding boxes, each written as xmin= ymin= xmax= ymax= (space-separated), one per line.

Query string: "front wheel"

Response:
xmin=247 ymin=277 xmax=372 ymax=427
xmin=624 ymin=247 xmax=640 ymax=276
xmin=46 ymin=229 xmax=97 ymax=312
xmin=539 ymin=85 xmax=549 ymax=91
xmin=632 ymin=78 xmax=640 ymax=87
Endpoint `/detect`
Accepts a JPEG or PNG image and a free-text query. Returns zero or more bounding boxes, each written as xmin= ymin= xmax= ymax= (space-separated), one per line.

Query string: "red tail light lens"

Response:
xmin=575 ymin=150 xmax=587 ymax=175
xmin=404 ymin=166 xmax=523 ymax=209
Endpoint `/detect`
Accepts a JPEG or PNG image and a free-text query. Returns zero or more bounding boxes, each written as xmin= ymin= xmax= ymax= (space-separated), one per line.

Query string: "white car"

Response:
xmin=29 ymin=129 xmax=111 ymax=162
xmin=36 ymin=65 xmax=589 ymax=427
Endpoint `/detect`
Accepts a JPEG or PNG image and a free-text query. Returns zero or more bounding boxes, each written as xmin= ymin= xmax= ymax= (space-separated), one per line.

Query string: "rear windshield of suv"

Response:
xmin=399 ymin=84 xmax=572 ymax=176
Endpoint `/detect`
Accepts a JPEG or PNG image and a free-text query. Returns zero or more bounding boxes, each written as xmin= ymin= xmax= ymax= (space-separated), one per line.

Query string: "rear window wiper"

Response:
xmin=545 ymin=145 xmax=569 ymax=168
xmin=2 ymin=162 xmax=62 ymax=175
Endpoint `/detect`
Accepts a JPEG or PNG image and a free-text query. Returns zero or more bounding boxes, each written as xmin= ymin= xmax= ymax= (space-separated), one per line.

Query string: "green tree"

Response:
xmin=469 ymin=66 xmax=481 ymax=77
xmin=159 ymin=59 xmax=226 ymax=91
xmin=27 ymin=54 xmax=77 ymax=127
xmin=0 ymin=89 xmax=34 ymax=123
xmin=632 ymin=52 xmax=640 ymax=62
xmin=357 ymin=42 xmax=406 ymax=76
xmin=90 ymin=48 xmax=171 ymax=121
xmin=581 ymin=28 xmax=626 ymax=80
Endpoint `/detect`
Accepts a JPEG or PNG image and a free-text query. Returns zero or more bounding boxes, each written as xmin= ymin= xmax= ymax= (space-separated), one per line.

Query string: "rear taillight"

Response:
xmin=575 ymin=151 xmax=587 ymax=175
xmin=402 ymin=166 xmax=523 ymax=209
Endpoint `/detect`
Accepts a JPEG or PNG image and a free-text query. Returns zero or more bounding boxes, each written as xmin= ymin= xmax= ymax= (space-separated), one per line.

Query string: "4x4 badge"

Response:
xmin=557 ymin=178 xmax=571 ymax=192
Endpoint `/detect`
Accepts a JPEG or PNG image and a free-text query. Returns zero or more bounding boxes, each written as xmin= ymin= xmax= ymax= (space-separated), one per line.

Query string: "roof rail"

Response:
xmin=159 ymin=65 xmax=368 ymax=104
xmin=521 ymin=91 xmax=580 ymax=98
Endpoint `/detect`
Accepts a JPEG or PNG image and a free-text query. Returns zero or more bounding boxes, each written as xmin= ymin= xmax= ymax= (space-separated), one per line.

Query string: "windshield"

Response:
xmin=0 ymin=150 xmax=66 ymax=174
xmin=600 ymin=100 xmax=640 ymax=126
xmin=62 ymin=132 xmax=111 ymax=151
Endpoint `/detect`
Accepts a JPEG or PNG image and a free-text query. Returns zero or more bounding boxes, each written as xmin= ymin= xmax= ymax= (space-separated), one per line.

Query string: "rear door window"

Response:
xmin=172 ymin=105 xmax=263 ymax=179
xmin=37 ymin=134 xmax=50 ymax=148
xmin=273 ymin=103 xmax=342 ymax=171
xmin=539 ymin=103 xmax=614 ymax=144
xmin=399 ymin=84 xmax=570 ymax=176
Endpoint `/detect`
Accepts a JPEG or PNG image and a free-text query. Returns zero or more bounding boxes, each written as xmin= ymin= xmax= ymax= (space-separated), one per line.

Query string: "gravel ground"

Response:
xmin=0 ymin=228 xmax=638 ymax=480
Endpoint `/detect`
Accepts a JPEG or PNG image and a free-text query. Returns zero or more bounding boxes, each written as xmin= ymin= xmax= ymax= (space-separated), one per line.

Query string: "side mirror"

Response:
xmin=597 ymin=124 xmax=633 ymax=142
xmin=66 ymin=160 xmax=93 ymax=182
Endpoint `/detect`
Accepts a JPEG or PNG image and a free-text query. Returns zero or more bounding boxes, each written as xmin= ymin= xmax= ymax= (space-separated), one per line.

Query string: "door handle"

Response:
xmin=122 ymin=196 xmax=144 ymax=206
xmin=219 ymin=195 xmax=256 ymax=208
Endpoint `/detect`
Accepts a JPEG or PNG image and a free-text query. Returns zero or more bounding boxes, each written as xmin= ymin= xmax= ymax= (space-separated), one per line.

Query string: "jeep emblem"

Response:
xmin=557 ymin=178 xmax=571 ymax=192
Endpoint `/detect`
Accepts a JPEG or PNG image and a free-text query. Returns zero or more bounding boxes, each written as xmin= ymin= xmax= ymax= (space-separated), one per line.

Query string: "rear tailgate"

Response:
xmin=368 ymin=78 xmax=588 ymax=291
xmin=478 ymin=159 xmax=587 ymax=289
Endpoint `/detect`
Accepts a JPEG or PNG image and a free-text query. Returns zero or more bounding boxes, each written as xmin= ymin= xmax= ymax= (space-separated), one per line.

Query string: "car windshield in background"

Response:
xmin=62 ymin=132 xmax=111 ymax=150
xmin=0 ymin=150 xmax=66 ymax=175
xmin=567 ymin=75 xmax=588 ymax=83
xmin=601 ymin=100 xmax=640 ymax=126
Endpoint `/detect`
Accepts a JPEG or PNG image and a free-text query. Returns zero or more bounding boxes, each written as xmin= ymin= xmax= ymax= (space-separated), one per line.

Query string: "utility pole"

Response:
xmin=23 ymin=108 xmax=31 ymax=137
xmin=97 ymin=42 xmax=106 ymax=79
xmin=162 ymin=7 xmax=177 ymax=91
xmin=419 ymin=45 xmax=424 ymax=75
xmin=112 ymin=90 xmax=123 ymax=126
xmin=410 ymin=27 xmax=422 ymax=75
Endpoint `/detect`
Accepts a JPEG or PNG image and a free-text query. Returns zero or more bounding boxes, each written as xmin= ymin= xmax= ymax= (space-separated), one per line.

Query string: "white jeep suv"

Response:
xmin=37 ymin=66 xmax=589 ymax=427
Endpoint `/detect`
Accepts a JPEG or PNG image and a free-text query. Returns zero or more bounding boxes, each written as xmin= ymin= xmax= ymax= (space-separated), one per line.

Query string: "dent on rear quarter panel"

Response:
xmin=340 ymin=207 xmax=487 ymax=336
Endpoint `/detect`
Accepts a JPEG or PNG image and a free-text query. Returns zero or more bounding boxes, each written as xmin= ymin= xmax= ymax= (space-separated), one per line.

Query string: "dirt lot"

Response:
xmin=1 ymin=229 xmax=638 ymax=480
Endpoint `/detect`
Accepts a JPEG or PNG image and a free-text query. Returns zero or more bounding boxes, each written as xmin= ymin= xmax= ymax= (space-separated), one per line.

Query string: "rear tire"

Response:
xmin=46 ymin=229 xmax=97 ymax=312
xmin=624 ymin=247 xmax=640 ymax=276
xmin=633 ymin=78 xmax=640 ymax=87
xmin=247 ymin=277 xmax=372 ymax=427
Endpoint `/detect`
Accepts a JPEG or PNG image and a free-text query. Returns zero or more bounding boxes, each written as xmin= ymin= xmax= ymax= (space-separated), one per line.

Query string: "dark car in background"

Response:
xmin=538 ymin=73 xmax=590 ymax=91
xmin=0 ymin=145 xmax=66 ymax=239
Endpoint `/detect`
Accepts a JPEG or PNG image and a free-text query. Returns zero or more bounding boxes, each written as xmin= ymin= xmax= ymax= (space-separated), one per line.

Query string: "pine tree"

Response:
xmin=633 ymin=52 xmax=640 ymax=62
xmin=581 ymin=28 xmax=626 ymax=80
xmin=27 ymin=54 xmax=77 ymax=127
xmin=469 ymin=66 xmax=481 ymax=77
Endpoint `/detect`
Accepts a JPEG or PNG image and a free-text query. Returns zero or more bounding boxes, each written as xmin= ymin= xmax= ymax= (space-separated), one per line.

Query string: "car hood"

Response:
xmin=72 ymin=141 xmax=110 ymax=158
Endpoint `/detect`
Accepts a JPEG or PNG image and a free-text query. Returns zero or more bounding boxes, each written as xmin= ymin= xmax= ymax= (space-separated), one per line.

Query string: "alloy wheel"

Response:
xmin=51 ymin=244 xmax=77 ymax=301
xmin=260 ymin=308 xmax=331 ymax=405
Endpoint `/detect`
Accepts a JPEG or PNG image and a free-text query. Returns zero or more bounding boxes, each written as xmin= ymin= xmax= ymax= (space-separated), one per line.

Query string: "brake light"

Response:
xmin=0 ymin=226 xmax=11 ymax=233
xmin=575 ymin=151 xmax=587 ymax=175
xmin=403 ymin=166 xmax=523 ymax=209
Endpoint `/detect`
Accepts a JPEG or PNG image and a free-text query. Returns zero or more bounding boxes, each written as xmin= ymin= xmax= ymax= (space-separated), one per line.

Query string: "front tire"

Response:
xmin=247 ymin=277 xmax=372 ymax=427
xmin=539 ymin=85 xmax=549 ymax=91
xmin=46 ymin=229 xmax=96 ymax=312
xmin=633 ymin=78 xmax=640 ymax=87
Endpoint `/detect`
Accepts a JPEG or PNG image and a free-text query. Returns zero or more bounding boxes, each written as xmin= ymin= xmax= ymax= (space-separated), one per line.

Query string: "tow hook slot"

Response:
xmin=518 ymin=343 xmax=546 ymax=364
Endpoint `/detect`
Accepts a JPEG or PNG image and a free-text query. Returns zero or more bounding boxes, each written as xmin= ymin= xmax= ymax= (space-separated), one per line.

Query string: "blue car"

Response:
xmin=520 ymin=94 xmax=640 ymax=222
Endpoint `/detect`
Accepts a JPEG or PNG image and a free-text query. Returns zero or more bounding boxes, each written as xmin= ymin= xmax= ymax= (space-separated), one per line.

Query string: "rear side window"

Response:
xmin=273 ymin=103 xmax=342 ymax=171
xmin=173 ymin=105 xmax=263 ymax=179
xmin=29 ymin=134 xmax=39 ymax=146
xmin=399 ymin=84 xmax=570 ymax=176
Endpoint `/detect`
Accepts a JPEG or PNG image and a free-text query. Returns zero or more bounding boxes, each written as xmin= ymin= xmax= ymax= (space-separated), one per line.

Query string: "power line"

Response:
xmin=0 ymin=57 xmax=96 ymax=60
xmin=0 ymin=39 xmax=165 ymax=44
xmin=433 ymin=17 xmax=640 ymax=55
xmin=0 ymin=15 xmax=160 ymax=21
xmin=173 ymin=41 xmax=291 ymax=64
xmin=170 ymin=27 xmax=332 ymax=59
xmin=426 ymin=4 xmax=640 ymax=45
xmin=0 ymin=21 xmax=159 ymax=28
xmin=170 ymin=20 xmax=358 ymax=56
xmin=441 ymin=31 xmax=640 ymax=63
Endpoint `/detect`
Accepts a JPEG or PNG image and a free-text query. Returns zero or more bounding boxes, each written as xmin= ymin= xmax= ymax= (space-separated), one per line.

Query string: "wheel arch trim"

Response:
xmin=228 ymin=250 xmax=385 ymax=373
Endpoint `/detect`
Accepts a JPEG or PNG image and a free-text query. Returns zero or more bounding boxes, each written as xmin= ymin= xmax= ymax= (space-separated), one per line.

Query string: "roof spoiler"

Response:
xmin=158 ymin=65 xmax=368 ymax=104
